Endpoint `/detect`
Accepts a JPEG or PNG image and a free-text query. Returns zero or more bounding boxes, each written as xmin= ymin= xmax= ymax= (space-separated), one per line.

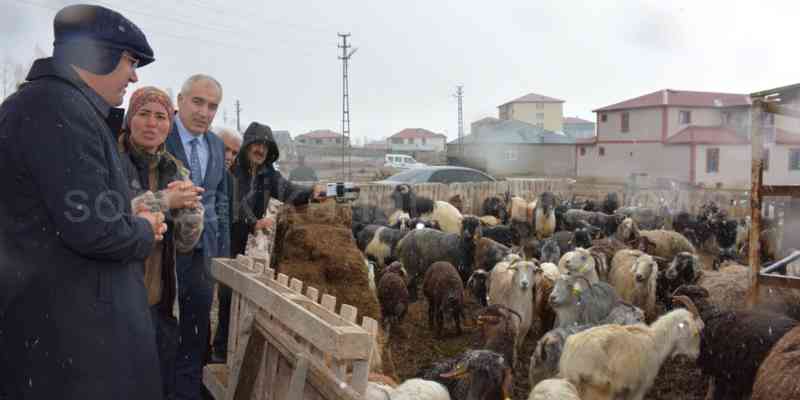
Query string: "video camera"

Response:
xmin=324 ymin=182 xmax=360 ymax=203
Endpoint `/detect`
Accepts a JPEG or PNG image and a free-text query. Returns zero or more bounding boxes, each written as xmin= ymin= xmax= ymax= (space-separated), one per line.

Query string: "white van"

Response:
xmin=384 ymin=154 xmax=426 ymax=169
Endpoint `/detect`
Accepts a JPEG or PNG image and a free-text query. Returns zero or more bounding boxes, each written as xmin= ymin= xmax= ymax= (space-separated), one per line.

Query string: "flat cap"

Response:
xmin=53 ymin=4 xmax=154 ymax=72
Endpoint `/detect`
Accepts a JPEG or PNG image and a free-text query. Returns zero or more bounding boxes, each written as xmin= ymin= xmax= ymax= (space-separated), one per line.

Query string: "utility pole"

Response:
xmin=235 ymin=100 xmax=242 ymax=132
xmin=454 ymin=85 xmax=464 ymax=155
xmin=338 ymin=33 xmax=357 ymax=181
xmin=223 ymin=108 xmax=229 ymax=126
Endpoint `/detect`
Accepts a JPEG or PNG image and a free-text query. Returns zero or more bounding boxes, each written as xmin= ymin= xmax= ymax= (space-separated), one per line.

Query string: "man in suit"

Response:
xmin=166 ymin=74 xmax=230 ymax=400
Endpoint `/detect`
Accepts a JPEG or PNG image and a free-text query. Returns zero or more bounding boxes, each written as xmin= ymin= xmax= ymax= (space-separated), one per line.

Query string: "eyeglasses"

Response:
xmin=122 ymin=53 xmax=140 ymax=70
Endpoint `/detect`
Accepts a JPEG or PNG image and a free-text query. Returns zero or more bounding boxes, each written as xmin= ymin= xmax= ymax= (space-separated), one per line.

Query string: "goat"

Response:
xmin=488 ymin=257 xmax=538 ymax=366
xmin=423 ymin=261 xmax=465 ymax=338
xmin=358 ymin=225 xmax=407 ymax=269
xmin=474 ymin=237 xmax=511 ymax=272
xmin=476 ymin=304 xmax=522 ymax=371
xmin=391 ymin=183 xmax=463 ymax=234
xmin=557 ymin=247 xmax=610 ymax=284
xmin=529 ymin=378 xmax=580 ymax=400
xmin=539 ymin=238 xmax=561 ymax=264
xmin=751 ymin=325 xmax=800 ymax=400
xmin=391 ymin=378 xmax=451 ymax=400
xmin=559 ymin=298 xmax=704 ymax=400
xmin=482 ymin=195 xmax=510 ymax=224
xmin=377 ymin=261 xmax=409 ymax=336
xmin=419 ymin=350 xmax=513 ymax=400
xmin=467 ymin=269 xmax=490 ymax=307
xmin=549 ymin=274 xmax=619 ymax=328
xmin=609 ymin=249 xmax=658 ymax=321
xmin=533 ymin=191 xmax=557 ymax=239
xmin=657 ymin=252 xmax=700 ymax=308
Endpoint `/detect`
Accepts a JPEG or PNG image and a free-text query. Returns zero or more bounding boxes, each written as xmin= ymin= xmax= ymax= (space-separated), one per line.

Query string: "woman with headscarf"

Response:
xmin=118 ymin=86 xmax=205 ymax=399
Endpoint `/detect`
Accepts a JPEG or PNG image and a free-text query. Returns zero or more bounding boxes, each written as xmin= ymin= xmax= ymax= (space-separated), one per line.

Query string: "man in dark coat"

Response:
xmin=165 ymin=74 xmax=230 ymax=400
xmin=211 ymin=122 xmax=322 ymax=361
xmin=0 ymin=5 xmax=166 ymax=400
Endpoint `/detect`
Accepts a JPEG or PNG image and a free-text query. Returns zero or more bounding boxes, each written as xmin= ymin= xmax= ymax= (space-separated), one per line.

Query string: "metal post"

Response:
xmin=747 ymin=99 xmax=763 ymax=308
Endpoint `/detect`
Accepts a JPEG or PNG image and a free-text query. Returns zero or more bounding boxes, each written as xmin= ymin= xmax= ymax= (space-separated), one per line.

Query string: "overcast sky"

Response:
xmin=4 ymin=0 xmax=800 ymax=143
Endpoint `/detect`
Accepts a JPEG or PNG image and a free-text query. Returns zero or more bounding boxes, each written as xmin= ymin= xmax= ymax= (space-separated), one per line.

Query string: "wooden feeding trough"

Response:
xmin=746 ymin=84 xmax=800 ymax=306
xmin=203 ymin=199 xmax=379 ymax=400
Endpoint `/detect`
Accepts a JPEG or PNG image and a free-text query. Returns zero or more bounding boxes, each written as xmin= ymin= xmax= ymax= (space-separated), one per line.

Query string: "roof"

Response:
xmin=390 ymin=128 xmax=446 ymax=140
xmin=563 ymin=116 xmax=594 ymax=125
xmin=594 ymin=89 xmax=751 ymax=112
xmin=448 ymin=119 xmax=575 ymax=145
xmin=776 ymin=129 xmax=800 ymax=145
xmin=499 ymin=92 xmax=565 ymax=107
xmin=297 ymin=129 xmax=342 ymax=139
xmin=665 ymin=126 xmax=749 ymax=145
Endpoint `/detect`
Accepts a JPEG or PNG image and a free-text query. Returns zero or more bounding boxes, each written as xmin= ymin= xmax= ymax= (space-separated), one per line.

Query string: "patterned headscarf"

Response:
xmin=125 ymin=86 xmax=174 ymax=131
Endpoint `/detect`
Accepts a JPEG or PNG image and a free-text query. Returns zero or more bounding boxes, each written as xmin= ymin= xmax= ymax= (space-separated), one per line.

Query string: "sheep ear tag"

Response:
xmin=572 ymin=286 xmax=582 ymax=296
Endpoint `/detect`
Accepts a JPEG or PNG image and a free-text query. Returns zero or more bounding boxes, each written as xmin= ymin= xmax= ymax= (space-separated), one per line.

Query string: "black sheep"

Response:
xmin=418 ymin=350 xmax=513 ymax=400
xmin=390 ymin=183 xmax=435 ymax=218
xmin=657 ymin=252 xmax=700 ymax=308
xmin=351 ymin=204 xmax=389 ymax=238
xmin=602 ymin=192 xmax=620 ymax=215
xmin=357 ymin=224 xmax=407 ymax=269
xmin=482 ymin=224 xmax=517 ymax=247
xmin=551 ymin=230 xmax=575 ymax=256
xmin=713 ymin=219 xmax=738 ymax=270
xmin=672 ymin=285 xmax=799 ymax=400
xmin=573 ymin=227 xmax=593 ymax=249
xmin=467 ymin=269 xmax=490 ymax=307
xmin=482 ymin=195 xmax=509 ymax=224
xmin=423 ymin=261 xmax=465 ymax=337
xmin=540 ymin=238 xmax=561 ymax=264
xmin=377 ymin=261 xmax=409 ymax=335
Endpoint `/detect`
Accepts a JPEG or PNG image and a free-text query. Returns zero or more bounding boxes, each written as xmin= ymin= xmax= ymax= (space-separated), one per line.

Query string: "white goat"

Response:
xmin=559 ymin=301 xmax=704 ymax=400
xmin=558 ymin=248 xmax=608 ymax=287
xmin=488 ymin=255 xmax=537 ymax=366
xmin=529 ymin=378 xmax=581 ymax=400
xmin=609 ymin=250 xmax=658 ymax=321
xmin=391 ymin=378 xmax=451 ymax=400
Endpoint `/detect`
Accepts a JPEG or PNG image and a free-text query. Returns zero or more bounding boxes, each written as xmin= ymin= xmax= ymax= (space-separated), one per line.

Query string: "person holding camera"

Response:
xmin=211 ymin=121 xmax=323 ymax=363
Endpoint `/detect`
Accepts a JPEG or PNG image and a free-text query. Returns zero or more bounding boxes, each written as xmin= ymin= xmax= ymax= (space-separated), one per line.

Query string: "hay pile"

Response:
xmin=273 ymin=200 xmax=380 ymax=324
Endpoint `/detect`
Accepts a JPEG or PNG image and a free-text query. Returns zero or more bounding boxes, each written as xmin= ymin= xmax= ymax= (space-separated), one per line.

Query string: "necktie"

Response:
xmin=189 ymin=138 xmax=203 ymax=187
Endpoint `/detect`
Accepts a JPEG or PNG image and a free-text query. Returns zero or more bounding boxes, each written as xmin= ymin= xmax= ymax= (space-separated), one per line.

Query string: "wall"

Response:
xmin=388 ymin=137 xmax=445 ymax=152
xmin=694 ymin=144 xmax=749 ymax=188
xmin=666 ymin=107 xmax=724 ymax=138
xmin=507 ymin=102 xmax=564 ymax=132
xmin=458 ymin=143 xmax=575 ymax=177
xmin=596 ymin=107 xmax=663 ymax=141
xmin=577 ymin=142 xmax=691 ymax=183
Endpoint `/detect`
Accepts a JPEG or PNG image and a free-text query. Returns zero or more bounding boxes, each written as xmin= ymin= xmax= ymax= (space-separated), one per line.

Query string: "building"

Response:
xmin=295 ymin=129 xmax=348 ymax=146
xmin=447 ymin=118 xmax=576 ymax=177
xmin=497 ymin=92 xmax=565 ymax=132
xmin=364 ymin=138 xmax=389 ymax=151
xmin=388 ymin=128 xmax=447 ymax=153
xmin=577 ymin=88 xmax=800 ymax=188
xmin=563 ymin=116 xmax=596 ymax=139
xmin=272 ymin=130 xmax=296 ymax=160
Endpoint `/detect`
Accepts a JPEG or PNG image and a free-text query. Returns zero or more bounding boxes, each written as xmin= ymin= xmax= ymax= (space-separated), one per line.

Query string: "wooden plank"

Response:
xmin=748 ymin=100 xmax=764 ymax=308
xmin=758 ymin=273 xmax=800 ymax=290
xmin=263 ymin=342 xmax=279 ymax=400
xmin=210 ymin=261 xmax=373 ymax=360
xmin=306 ymin=287 xmax=320 ymax=303
xmin=290 ymin=278 xmax=304 ymax=293
xmin=277 ymin=273 xmax=290 ymax=287
xmin=231 ymin=326 xmax=267 ymax=400
xmin=321 ymin=294 xmax=337 ymax=312
xmin=252 ymin=340 xmax=269 ymax=400
xmin=264 ymin=267 xmax=275 ymax=280
xmin=203 ymin=364 xmax=227 ymax=400
xmin=287 ymin=354 xmax=310 ymax=400
xmin=227 ymin=292 xmax=241 ymax=366
xmin=224 ymin=313 xmax=254 ymax=400
xmin=336 ymin=305 xmax=358 ymax=380
xmin=762 ymin=185 xmax=800 ymax=198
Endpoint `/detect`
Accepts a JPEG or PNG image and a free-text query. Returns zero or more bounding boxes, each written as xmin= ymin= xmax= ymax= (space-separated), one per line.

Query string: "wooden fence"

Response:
xmin=352 ymin=178 xmax=756 ymax=219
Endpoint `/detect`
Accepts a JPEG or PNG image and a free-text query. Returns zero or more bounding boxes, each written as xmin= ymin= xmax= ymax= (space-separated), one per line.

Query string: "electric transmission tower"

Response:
xmin=338 ymin=33 xmax=357 ymax=181
xmin=454 ymin=85 xmax=464 ymax=155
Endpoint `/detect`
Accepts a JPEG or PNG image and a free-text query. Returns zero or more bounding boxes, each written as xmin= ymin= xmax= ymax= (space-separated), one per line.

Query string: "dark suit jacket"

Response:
xmin=166 ymin=125 xmax=230 ymax=259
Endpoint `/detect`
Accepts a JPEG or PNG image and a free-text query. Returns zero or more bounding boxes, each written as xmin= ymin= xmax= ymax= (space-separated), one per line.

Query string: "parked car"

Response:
xmin=373 ymin=166 xmax=496 ymax=185
xmin=384 ymin=153 xmax=426 ymax=169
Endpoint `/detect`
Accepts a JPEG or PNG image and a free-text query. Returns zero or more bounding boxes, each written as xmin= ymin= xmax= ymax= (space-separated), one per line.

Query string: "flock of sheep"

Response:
xmin=350 ymin=183 xmax=800 ymax=400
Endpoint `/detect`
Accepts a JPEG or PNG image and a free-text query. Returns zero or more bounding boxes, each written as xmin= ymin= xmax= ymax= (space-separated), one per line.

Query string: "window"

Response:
xmin=706 ymin=148 xmax=720 ymax=173
xmin=722 ymin=111 xmax=731 ymax=125
xmin=407 ymin=138 xmax=413 ymax=144
xmin=601 ymin=113 xmax=608 ymax=122
xmin=580 ymin=147 xmax=586 ymax=156
xmin=790 ymin=149 xmax=800 ymax=171
xmin=536 ymin=113 xmax=545 ymax=120
xmin=763 ymin=148 xmax=770 ymax=171
xmin=536 ymin=103 xmax=544 ymax=109
xmin=621 ymin=112 xmax=630 ymax=133
xmin=505 ymin=150 xmax=518 ymax=161
xmin=599 ymin=146 xmax=606 ymax=156
xmin=679 ymin=110 xmax=692 ymax=125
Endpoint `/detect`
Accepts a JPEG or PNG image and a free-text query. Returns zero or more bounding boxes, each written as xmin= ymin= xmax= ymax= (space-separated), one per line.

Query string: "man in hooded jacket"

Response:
xmin=211 ymin=122 xmax=322 ymax=361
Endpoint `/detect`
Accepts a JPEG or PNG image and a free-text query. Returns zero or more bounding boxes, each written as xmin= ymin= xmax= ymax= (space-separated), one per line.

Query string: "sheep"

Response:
xmin=391 ymin=378 xmax=451 ymax=400
xmin=563 ymin=209 xmax=620 ymax=237
xmin=529 ymin=301 xmax=646 ymax=388
xmin=751 ymin=325 xmax=800 ymax=400
xmin=637 ymin=230 xmax=697 ymax=261
xmin=395 ymin=216 xmax=481 ymax=300
xmin=551 ymin=231 xmax=575 ymax=256
xmin=671 ymin=285 xmax=798 ymax=400
xmin=479 ymin=215 xmax=502 ymax=227
xmin=549 ymin=274 xmax=620 ymax=328
xmin=488 ymin=257 xmax=538 ymax=366
xmin=476 ymin=304 xmax=522 ymax=371
xmin=559 ymin=300 xmax=703 ymax=400
xmin=482 ymin=195 xmax=510 ymax=224
xmin=602 ymin=192 xmax=620 ymax=215
xmin=588 ymin=237 xmax=629 ymax=267
xmin=481 ymin=224 xmax=517 ymax=247
xmin=467 ymin=269 xmax=490 ymax=307
xmin=533 ymin=191 xmax=557 ymax=239
xmin=390 ymin=183 xmax=463 ymax=234
xmin=409 ymin=217 xmax=441 ymax=231
xmin=539 ymin=238 xmax=561 ymax=264
xmin=521 ymin=238 xmax=540 ymax=260
xmin=615 ymin=206 xmax=665 ymax=230
xmin=529 ymin=379 xmax=581 ymax=400
xmin=532 ymin=262 xmax=560 ymax=336
xmin=419 ymin=350 xmax=513 ymax=400
xmin=387 ymin=210 xmax=412 ymax=231
xmin=358 ymin=225 xmax=408 ymax=269
xmin=474 ymin=236 xmax=511 ymax=274
xmin=609 ymin=250 xmax=657 ymax=321
xmin=423 ymin=261 xmax=465 ymax=337
xmin=448 ymin=193 xmax=465 ymax=214
xmin=557 ymin=247 xmax=610 ymax=284
xmin=657 ymin=252 xmax=700 ymax=308
xmin=573 ymin=227 xmax=593 ymax=249
xmin=377 ymin=261 xmax=409 ymax=335
xmin=352 ymin=204 xmax=389 ymax=238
